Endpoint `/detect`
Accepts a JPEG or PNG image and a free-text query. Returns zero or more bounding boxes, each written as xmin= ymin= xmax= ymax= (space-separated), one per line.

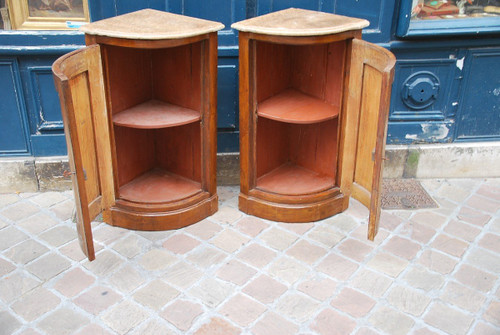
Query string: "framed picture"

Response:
xmin=7 ymin=0 xmax=89 ymax=30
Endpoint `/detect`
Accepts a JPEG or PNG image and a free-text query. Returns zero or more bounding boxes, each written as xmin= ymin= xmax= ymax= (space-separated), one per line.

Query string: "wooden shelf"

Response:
xmin=113 ymin=100 xmax=200 ymax=129
xmin=257 ymin=163 xmax=335 ymax=195
xmin=258 ymin=89 xmax=338 ymax=124
xmin=119 ymin=168 xmax=201 ymax=203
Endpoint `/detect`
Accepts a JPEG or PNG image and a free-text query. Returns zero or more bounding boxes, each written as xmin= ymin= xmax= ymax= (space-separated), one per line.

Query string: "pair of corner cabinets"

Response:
xmin=53 ymin=8 xmax=395 ymax=261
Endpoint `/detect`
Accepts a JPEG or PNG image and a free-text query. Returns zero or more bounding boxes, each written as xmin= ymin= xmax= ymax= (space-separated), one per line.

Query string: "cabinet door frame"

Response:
xmin=53 ymin=44 xmax=114 ymax=261
xmin=339 ymin=38 xmax=395 ymax=240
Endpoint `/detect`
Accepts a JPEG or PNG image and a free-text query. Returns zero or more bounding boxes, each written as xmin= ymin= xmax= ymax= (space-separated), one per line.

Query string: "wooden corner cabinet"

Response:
xmin=232 ymin=8 xmax=396 ymax=240
xmin=53 ymin=9 xmax=224 ymax=260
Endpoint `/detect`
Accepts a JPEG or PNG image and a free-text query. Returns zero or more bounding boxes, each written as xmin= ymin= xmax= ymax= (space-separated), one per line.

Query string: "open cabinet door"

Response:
xmin=53 ymin=45 xmax=114 ymax=261
xmin=341 ymin=39 xmax=395 ymax=241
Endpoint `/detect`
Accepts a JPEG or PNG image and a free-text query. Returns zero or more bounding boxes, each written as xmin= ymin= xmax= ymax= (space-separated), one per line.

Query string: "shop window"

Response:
xmin=3 ymin=0 xmax=89 ymax=30
xmin=411 ymin=0 xmax=500 ymax=20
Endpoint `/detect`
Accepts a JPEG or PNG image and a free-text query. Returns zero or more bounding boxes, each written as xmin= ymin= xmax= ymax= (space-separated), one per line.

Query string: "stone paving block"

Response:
xmin=193 ymin=317 xmax=241 ymax=335
xmin=161 ymin=300 xmax=204 ymax=331
xmin=278 ymin=222 xmax=314 ymax=235
xmin=30 ymin=192 xmax=68 ymax=208
xmin=188 ymin=277 xmax=233 ymax=308
xmin=74 ymin=324 xmax=115 ymax=335
xmin=379 ymin=211 xmax=404 ymax=231
xmin=133 ymin=279 xmax=179 ymax=310
xmin=0 ymin=257 xmax=15 ymax=276
xmin=431 ymin=234 xmax=469 ymax=257
xmin=48 ymin=200 xmax=74 ymax=221
xmin=325 ymin=213 xmax=359 ymax=233
xmin=73 ymin=285 xmax=121 ymax=315
xmin=219 ymin=294 xmax=267 ymax=327
xmin=350 ymin=268 xmax=393 ymax=298
xmin=138 ymin=249 xmax=176 ymax=271
xmin=234 ymin=216 xmax=268 ymax=237
xmin=0 ymin=217 xmax=6 ymax=230
xmin=0 ymin=226 xmax=28 ymax=250
xmin=387 ymin=285 xmax=431 ymax=316
xmin=383 ymin=236 xmax=421 ymax=260
xmin=5 ymin=239 xmax=49 ymax=264
xmin=369 ymin=306 xmax=415 ymax=335
xmin=108 ymin=265 xmax=146 ymax=294
xmin=236 ymin=243 xmax=277 ymax=268
xmin=209 ymin=206 xmax=242 ymax=224
xmin=466 ymin=248 xmax=500 ymax=273
xmin=58 ymin=240 xmax=93 ymax=261
xmin=311 ymin=308 xmax=357 ymax=335
xmin=424 ymin=301 xmax=474 ymax=335
xmin=83 ymin=250 xmax=123 ymax=276
xmin=286 ymin=240 xmax=328 ymax=264
xmin=101 ymin=300 xmax=149 ymax=335
xmin=210 ymin=229 xmax=250 ymax=253
xmin=0 ymin=311 xmax=22 ymax=335
xmin=436 ymin=183 xmax=470 ymax=203
xmin=26 ymin=252 xmax=70 ymax=280
xmin=92 ymin=224 xmax=128 ymax=244
xmin=252 ymin=312 xmax=299 ymax=335
xmin=297 ymin=276 xmax=337 ymax=301
xmin=0 ymin=202 xmax=40 ymax=222
xmin=163 ymin=261 xmax=203 ymax=289
xmin=410 ymin=211 xmax=448 ymax=229
xmin=11 ymin=287 xmax=60 ymax=322
xmin=317 ymin=253 xmax=358 ymax=281
xmin=330 ymin=287 xmax=376 ymax=318
xmin=412 ymin=327 xmax=441 ymax=335
xmin=39 ymin=226 xmax=76 ymax=247
xmin=418 ymin=249 xmax=458 ymax=275
xmin=491 ymin=217 xmax=500 ymax=234
xmin=478 ymin=233 xmax=500 ymax=253
xmin=484 ymin=300 xmax=500 ymax=327
xmin=307 ymin=225 xmax=346 ymax=248
xmin=0 ymin=193 xmax=21 ymax=207
xmin=336 ymin=238 xmax=374 ymax=262
xmin=351 ymin=225 xmax=390 ymax=245
xmin=111 ymin=234 xmax=146 ymax=259
xmin=129 ymin=320 xmax=177 ymax=335
xmin=367 ymin=252 xmax=409 ymax=278
xmin=275 ymin=293 xmax=321 ymax=323
xmin=216 ymin=259 xmax=257 ymax=285
xmin=457 ymin=206 xmax=491 ymax=226
xmin=344 ymin=198 xmax=369 ymax=219
xmin=0 ymin=270 xmax=40 ymax=303
xmin=242 ymin=274 xmax=288 ymax=304
xmin=398 ymin=221 xmax=437 ymax=244
xmin=186 ymin=245 xmax=227 ymax=269
xmin=477 ymin=183 xmax=500 ymax=201
xmin=162 ymin=233 xmax=201 ymax=254
xmin=454 ymin=264 xmax=497 ymax=292
xmin=184 ymin=219 xmax=222 ymax=240
xmin=267 ymin=256 xmax=309 ymax=285
xmin=17 ymin=213 xmax=60 ymax=234
xmin=17 ymin=329 xmax=43 ymax=335
xmin=470 ymin=321 xmax=500 ymax=335
xmin=403 ymin=265 xmax=444 ymax=292
xmin=444 ymin=219 xmax=481 ymax=242
xmin=466 ymin=195 xmax=500 ymax=214
xmin=355 ymin=327 xmax=381 ymax=335
xmin=53 ymin=267 xmax=95 ymax=297
xmin=136 ymin=230 xmax=172 ymax=241
xmin=37 ymin=308 xmax=89 ymax=335
xmin=259 ymin=227 xmax=298 ymax=251
xmin=440 ymin=281 xmax=486 ymax=313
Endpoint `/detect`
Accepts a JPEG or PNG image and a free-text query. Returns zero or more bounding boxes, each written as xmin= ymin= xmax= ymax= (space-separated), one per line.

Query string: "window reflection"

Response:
xmin=411 ymin=0 xmax=500 ymax=20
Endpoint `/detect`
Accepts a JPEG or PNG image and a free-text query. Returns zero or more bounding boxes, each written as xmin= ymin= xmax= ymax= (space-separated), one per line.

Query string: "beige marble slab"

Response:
xmin=232 ymin=8 xmax=369 ymax=36
xmin=80 ymin=9 xmax=224 ymax=40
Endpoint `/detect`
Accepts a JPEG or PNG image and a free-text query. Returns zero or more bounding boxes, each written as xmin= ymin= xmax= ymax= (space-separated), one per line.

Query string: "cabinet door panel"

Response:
xmin=342 ymin=39 xmax=395 ymax=240
xmin=53 ymin=45 xmax=114 ymax=261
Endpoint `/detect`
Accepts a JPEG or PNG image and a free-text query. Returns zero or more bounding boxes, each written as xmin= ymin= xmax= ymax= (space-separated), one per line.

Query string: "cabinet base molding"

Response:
xmin=238 ymin=192 xmax=347 ymax=223
xmin=108 ymin=194 xmax=218 ymax=231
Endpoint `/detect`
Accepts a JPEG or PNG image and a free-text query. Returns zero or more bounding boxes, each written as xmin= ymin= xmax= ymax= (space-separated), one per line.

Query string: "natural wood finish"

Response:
xmin=52 ymin=44 xmax=115 ymax=261
xmin=81 ymin=9 xmax=224 ymax=40
xmin=112 ymin=100 xmax=200 ymax=129
xmin=258 ymin=89 xmax=339 ymax=124
xmin=231 ymin=8 xmax=368 ymax=36
xmin=119 ymin=168 xmax=202 ymax=204
xmin=234 ymin=9 xmax=395 ymax=236
xmin=54 ymin=11 xmax=222 ymax=260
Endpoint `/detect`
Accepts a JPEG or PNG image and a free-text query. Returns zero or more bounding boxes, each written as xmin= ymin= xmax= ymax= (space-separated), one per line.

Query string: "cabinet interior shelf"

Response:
xmin=257 ymin=163 xmax=335 ymax=195
xmin=258 ymin=89 xmax=339 ymax=124
xmin=113 ymin=99 xmax=200 ymax=129
xmin=119 ymin=168 xmax=201 ymax=203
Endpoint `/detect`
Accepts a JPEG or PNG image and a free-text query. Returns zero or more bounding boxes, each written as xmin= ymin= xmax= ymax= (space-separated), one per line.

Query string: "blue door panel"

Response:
xmin=455 ymin=49 xmax=500 ymax=141
xmin=0 ymin=59 xmax=30 ymax=155
xmin=387 ymin=121 xmax=455 ymax=144
xmin=218 ymin=58 xmax=239 ymax=129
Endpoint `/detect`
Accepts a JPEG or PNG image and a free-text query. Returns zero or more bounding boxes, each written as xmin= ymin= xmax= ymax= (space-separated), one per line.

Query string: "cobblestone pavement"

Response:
xmin=0 ymin=179 xmax=499 ymax=335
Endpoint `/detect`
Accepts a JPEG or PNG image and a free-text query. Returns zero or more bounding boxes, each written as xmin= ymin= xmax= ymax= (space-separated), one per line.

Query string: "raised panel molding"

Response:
xmin=28 ymin=66 xmax=64 ymax=133
xmin=0 ymin=58 xmax=30 ymax=155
